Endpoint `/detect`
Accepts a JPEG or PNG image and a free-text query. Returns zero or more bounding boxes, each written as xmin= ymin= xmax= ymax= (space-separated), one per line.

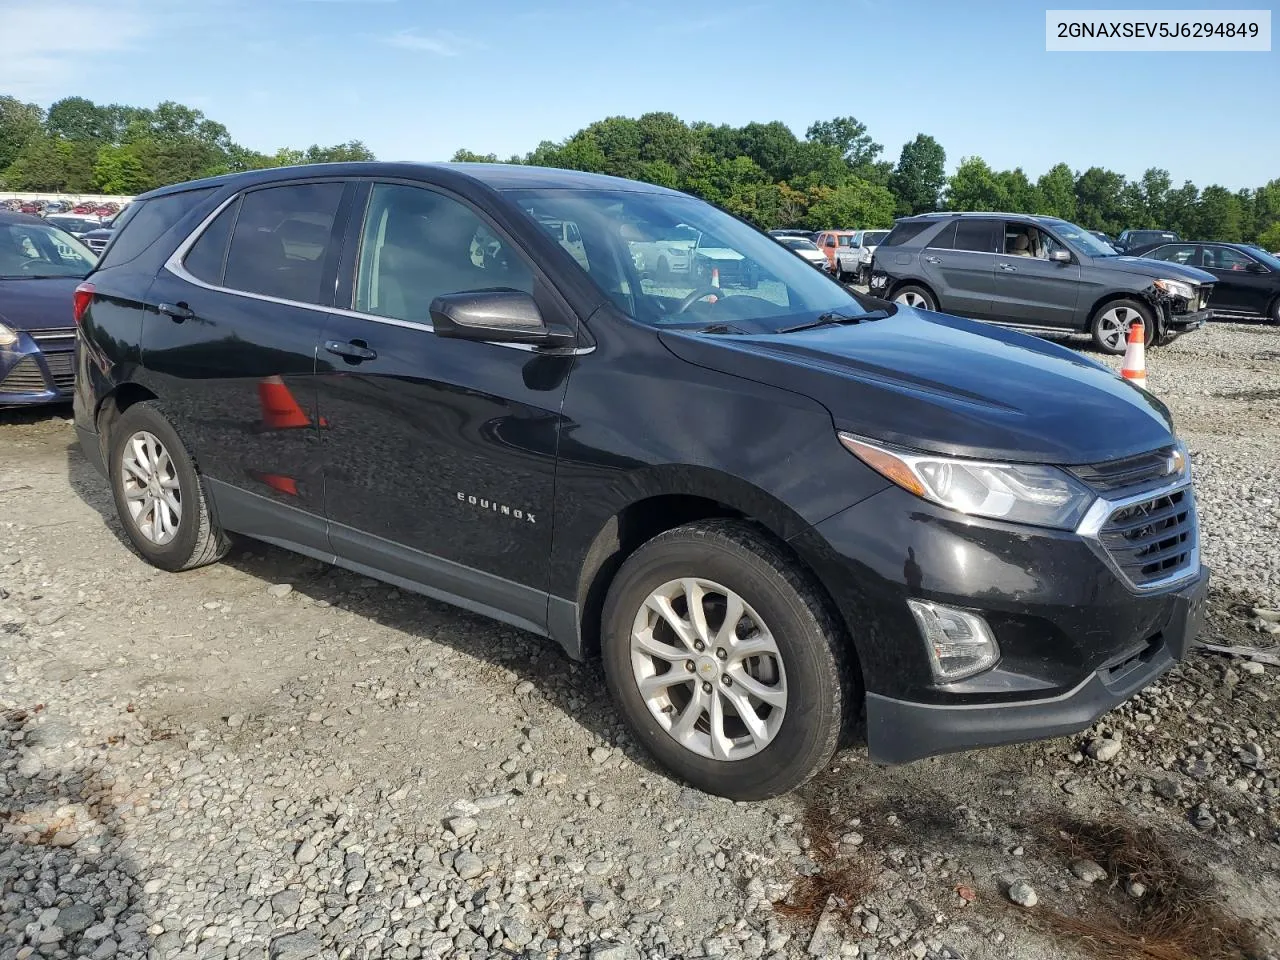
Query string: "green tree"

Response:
xmin=805 ymin=116 xmax=881 ymax=168
xmin=46 ymin=96 xmax=111 ymax=143
xmin=1163 ymin=181 xmax=1200 ymax=236
xmin=3 ymin=132 xmax=75 ymax=191
xmin=1235 ymin=188 xmax=1256 ymax=242
xmin=1137 ymin=168 xmax=1171 ymax=227
xmin=996 ymin=167 xmax=1042 ymax=213
xmin=888 ymin=134 xmax=946 ymax=215
xmin=805 ymin=178 xmax=896 ymax=229
xmin=0 ymin=96 xmax=43 ymax=173
xmin=1196 ymin=185 xmax=1243 ymax=241
xmin=1256 ymin=221 xmax=1280 ymax=252
xmin=93 ymin=145 xmax=147 ymax=193
xmin=1073 ymin=166 xmax=1127 ymax=233
xmin=945 ymin=157 xmax=1007 ymax=211
xmin=452 ymin=149 xmax=500 ymax=163
xmin=733 ymin=121 xmax=802 ymax=182
xmin=303 ymin=141 xmax=375 ymax=163
xmin=1036 ymin=163 xmax=1077 ymax=220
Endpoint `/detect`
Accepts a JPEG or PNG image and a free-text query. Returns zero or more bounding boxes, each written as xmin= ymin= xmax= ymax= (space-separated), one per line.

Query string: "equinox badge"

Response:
xmin=457 ymin=492 xmax=536 ymax=523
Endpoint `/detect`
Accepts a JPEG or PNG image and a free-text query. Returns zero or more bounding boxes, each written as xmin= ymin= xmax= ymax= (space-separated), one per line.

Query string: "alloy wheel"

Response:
xmin=1097 ymin=305 xmax=1142 ymax=352
xmin=629 ymin=577 xmax=787 ymax=761
xmin=120 ymin=430 xmax=182 ymax=545
xmin=895 ymin=290 xmax=929 ymax=308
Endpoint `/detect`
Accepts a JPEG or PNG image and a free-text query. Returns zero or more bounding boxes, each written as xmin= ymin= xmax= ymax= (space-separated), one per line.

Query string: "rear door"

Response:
xmin=989 ymin=222 xmax=1081 ymax=328
xmin=1199 ymin=244 xmax=1272 ymax=314
xmin=142 ymin=179 xmax=354 ymax=551
xmin=314 ymin=180 xmax=576 ymax=634
xmin=919 ymin=219 xmax=998 ymax=318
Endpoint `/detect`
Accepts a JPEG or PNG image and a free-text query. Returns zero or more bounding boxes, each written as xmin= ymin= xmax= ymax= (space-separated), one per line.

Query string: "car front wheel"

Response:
xmin=108 ymin=400 xmax=229 ymax=572
xmin=601 ymin=520 xmax=852 ymax=800
xmin=1091 ymin=299 xmax=1154 ymax=354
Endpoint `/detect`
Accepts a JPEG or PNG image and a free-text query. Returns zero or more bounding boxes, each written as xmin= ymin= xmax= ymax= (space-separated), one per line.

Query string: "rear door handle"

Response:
xmin=998 ymin=262 xmax=1017 ymax=272
xmin=923 ymin=256 xmax=941 ymax=264
xmin=324 ymin=339 xmax=377 ymax=362
xmin=158 ymin=302 xmax=194 ymax=322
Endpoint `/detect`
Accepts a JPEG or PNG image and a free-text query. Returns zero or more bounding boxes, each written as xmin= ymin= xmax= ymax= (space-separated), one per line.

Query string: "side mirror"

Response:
xmin=430 ymin=290 xmax=573 ymax=347
xmin=1246 ymin=261 xmax=1269 ymax=274
xmin=1049 ymin=249 xmax=1071 ymax=264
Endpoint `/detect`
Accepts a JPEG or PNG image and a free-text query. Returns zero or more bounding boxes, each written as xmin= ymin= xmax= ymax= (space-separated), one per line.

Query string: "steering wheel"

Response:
xmin=675 ymin=287 xmax=724 ymax=314
xmin=19 ymin=259 xmax=46 ymax=273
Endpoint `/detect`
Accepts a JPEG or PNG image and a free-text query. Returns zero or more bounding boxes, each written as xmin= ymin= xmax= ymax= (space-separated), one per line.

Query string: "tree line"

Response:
xmin=0 ymin=95 xmax=374 ymax=196
xmin=4 ymin=95 xmax=1277 ymax=249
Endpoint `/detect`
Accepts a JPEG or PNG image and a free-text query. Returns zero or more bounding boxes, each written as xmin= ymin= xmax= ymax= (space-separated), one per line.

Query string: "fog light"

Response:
xmin=906 ymin=600 xmax=1000 ymax=681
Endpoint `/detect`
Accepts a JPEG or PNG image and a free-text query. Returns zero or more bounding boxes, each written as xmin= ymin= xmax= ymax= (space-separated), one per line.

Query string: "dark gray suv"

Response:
xmin=869 ymin=213 xmax=1216 ymax=353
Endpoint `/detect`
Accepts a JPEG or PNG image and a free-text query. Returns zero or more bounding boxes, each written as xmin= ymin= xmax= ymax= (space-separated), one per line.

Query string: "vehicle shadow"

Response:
xmin=61 ymin=438 xmax=642 ymax=768
xmin=0 ymin=401 xmax=73 ymax=426
xmin=0 ymin=704 xmax=153 ymax=956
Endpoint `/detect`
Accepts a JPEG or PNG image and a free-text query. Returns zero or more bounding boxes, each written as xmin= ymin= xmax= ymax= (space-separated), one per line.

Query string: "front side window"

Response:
xmin=222 ymin=182 xmax=345 ymax=305
xmin=508 ymin=187 xmax=865 ymax=332
xmin=1203 ymin=246 xmax=1255 ymax=271
xmin=354 ymin=183 xmax=533 ymax=323
xmin=1003 ymin=224 xmax=1067 ymax=260
xmin=0 ymin=221 xmax=96 ymax=279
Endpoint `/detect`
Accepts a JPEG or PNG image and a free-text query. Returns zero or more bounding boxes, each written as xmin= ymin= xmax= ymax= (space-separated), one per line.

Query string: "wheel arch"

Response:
xmin=1086 ymin=290 xmax=1160 ymax=336
xmin=94 ymin=381 xmax=159 ymax=459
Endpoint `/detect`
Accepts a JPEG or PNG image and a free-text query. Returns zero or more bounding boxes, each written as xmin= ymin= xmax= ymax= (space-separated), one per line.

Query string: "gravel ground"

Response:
xmin=1 ymin=319 xmax=1278 ymax=960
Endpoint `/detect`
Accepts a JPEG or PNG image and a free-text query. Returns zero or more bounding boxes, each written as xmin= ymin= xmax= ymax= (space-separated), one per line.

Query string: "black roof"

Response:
xmin=0 ymin=210 xmax=45 ymax=225
xmin=137 ymin=162 xmax=682 ymax=202
xmin=897 ymin=211 xmax=1077 ymax=225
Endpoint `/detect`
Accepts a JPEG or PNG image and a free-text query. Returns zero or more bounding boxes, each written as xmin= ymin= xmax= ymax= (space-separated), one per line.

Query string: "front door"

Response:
xmin=314 ymin=181 xmax=574 ymax=634
xmin=141 ymin=179 xmax=353 ymax=550
xmin=989 ymin=222 xmax=1081 ymax=328
xmin=1199 ymin=244 xmax=1273 ymax=315
xmin=919 ymin=218 xmax=999 ymax=318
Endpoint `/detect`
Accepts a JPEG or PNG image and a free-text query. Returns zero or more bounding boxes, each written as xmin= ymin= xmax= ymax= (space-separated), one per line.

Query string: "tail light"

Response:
xmin=73 ymin=282 xmax=95 ymax=325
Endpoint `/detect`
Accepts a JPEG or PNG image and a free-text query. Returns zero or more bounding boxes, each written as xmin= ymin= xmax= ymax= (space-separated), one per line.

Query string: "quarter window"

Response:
xmin=354 ymin=183 xmax=533 ymax=323
xmin=183 ymin=200 xmax=239 ymax=285
xmin=96 ymin=187 xmax=217 ymax=269
xmin=926 ymin=222 xmax=958 ymax=249
xmin=222 ymin=182 xmax=345 ymax=305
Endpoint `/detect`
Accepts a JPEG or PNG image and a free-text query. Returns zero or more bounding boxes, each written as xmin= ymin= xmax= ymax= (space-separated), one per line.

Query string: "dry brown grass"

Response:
xmin=1020 ymin=816 xmax=1265 ymax=960
xmin=772 ymin=787 xmax=875 ymax=927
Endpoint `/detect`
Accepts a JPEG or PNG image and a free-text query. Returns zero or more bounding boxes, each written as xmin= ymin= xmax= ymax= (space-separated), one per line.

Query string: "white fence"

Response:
xmin=0 ymin=192 xmax=135 ymax=205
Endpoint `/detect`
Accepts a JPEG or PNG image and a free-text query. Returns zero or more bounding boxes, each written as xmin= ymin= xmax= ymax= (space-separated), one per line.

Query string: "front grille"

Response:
xmin=1073 ymin=446 xmax=1177 ymax=493
xmin=28 ymin=327 xmax=76 ymax=348
xmin=1098 ymin=488 xmax=1196 ymax=587
xmin=43 ymin=352 xmax=75 ymax=392
xmin=0 ymin=357 xmax=49 ymax=394
xmin=86 ymin=238 xmax=108 ymax=252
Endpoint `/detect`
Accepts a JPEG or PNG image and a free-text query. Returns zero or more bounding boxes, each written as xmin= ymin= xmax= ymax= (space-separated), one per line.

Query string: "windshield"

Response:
xmin=863 ymin=231 xmax=888 ymax=246
xmin=48 ymin=216 xmax=99 ymax=233
xmin=0 ymin=221 xmax=97 ymax=279
xmin=780 ymin=237 xmax=819 ymax=251
xmin=510 ymin=188 xmax=863 ymax=331
xmin=1047 ymin=220 xmax=1118 ymax=257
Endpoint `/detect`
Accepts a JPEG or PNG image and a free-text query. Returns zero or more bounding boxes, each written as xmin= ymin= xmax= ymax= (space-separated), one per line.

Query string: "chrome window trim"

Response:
xmin=164 ymin=193 xmax=594 ymax=356
xmin=1075 ymin=477 xmax=1200 ymax=594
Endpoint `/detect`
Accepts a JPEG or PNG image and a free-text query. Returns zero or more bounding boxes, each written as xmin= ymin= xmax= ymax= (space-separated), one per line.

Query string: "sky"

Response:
xmin=1 ymin=0 xmax=1276 ymax=189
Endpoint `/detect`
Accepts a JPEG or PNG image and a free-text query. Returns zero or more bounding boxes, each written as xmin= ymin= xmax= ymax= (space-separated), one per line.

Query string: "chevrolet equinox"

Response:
xmin=73 ymin=164 xmax=1209 ymax=799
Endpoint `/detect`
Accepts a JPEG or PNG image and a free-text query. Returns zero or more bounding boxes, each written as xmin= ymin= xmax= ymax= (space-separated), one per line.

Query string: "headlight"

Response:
xmin=0 ymin=322 xmax=18 ymax=347
xmin=1153 ymin=278 xmax=1195 ymax=300
xmin=839 ymin=434 xmax=1096 ymax=529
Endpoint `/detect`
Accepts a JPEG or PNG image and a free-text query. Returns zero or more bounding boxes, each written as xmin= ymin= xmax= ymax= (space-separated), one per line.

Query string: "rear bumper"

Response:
xmin=76 ymin=423 xmax=107 ymax=477
xmin=865 ymin=566 xmax=1208 ymax=763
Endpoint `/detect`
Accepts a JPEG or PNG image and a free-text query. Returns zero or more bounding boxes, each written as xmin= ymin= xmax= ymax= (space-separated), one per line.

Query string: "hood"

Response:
xmin=1095 ymin=255 xmax=1215 ymax=284
xmin=660 ymin=307 xmax=1176 ymax=465
xmin=0 ymin=276 xmax=84 ymax=331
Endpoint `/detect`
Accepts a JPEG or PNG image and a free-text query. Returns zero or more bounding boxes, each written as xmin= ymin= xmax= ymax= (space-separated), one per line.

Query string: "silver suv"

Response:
xmin=869 ymin=213 xmax=1216 ymax=353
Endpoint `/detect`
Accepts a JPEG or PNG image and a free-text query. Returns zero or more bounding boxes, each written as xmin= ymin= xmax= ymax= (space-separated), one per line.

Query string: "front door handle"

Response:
xmin=325 ymin=339 xmax=377 ymax=362
xmin=158 ymin=302 xmax=194 ymax=322
xmin=923 ymin=255 xmax=941 ymax=264
xmin=998 ymin=262 xmax=1017 ymax=272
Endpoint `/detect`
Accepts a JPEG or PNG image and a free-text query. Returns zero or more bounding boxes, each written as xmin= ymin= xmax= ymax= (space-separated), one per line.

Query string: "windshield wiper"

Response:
xmin=778 ymin=310 xmax=890 ymax=334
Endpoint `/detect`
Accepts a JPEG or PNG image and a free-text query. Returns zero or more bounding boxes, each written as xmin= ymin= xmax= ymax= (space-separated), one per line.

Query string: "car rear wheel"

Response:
xmin=1091 ymin=299 xmax=1154 ymax=354
xmin=601 ymin=520 xmax=852 ymax=800
xmin=108 ymin=401 xmax=229 ymax=572
xmin=893 ymin=285 xmax=935 ymax=311
xmin=1268 ymin=296 xmax=1280 ymax=325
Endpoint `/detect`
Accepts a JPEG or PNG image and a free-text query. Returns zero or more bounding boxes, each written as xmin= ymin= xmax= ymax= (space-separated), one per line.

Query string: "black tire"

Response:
xmin=107 ymin=400 xmax=229 ymax=572
xmin=600 ymin=519 xmax=853 ymax=800
xmin=892 ymin=284 xmax=936 ymax=311
xmin=1090 ymin=298 xmax=1155 ymax=355
xmin=833 ymin=261 xmax=845 ymax=283
xmin=1268 ymin=296 xmax=1280 ymax=325
xmin=858 ymin=264 xmax=870 ymax=286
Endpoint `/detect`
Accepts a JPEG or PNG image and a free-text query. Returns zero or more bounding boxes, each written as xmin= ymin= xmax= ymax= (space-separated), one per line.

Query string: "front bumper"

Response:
xmin=1164 ymin=305 xmax=1211 ymax=332
xmin=790 ymin=481 xmax=1209 ymax=764
xmin=0 ymin=337 xmax=75 ymax=407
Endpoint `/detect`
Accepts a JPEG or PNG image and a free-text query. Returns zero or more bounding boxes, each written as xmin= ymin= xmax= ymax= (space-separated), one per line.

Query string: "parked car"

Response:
xmin=0 ymin=212 xmax=98 ymax=406
xmin=690 ymin=228 xmax=758 ymax=288
xmin=813 ymin=230 xmax=858 ymax=274
xmin=80 ymin=223 xmax=117 ymax=255
xmin=774 ymin=235 xmax=831 ymax=272
xmin=1138 ymin=241 xmax=1280 ymax=324
xmin=73 ymin=164 xmax=1208 ymax=799
xmin=869 ymin=212 xmax=1215 ymax=353
xmin=832 ymin=228 xmax=889 ymax=284
xmin=768 ymin=228 xmax=816 ymax=240
xmin=44 ymin=214 xmax=104 ymax=239
xmin=1090 ymin=231 xmax=1116 ymax=247
xmin=18 ymin=202 xmax=40 ymax=215
xmin=1114 ymin=229 xmax=1179 ymax=254
xmin=632 ymin=223 xmax=699 ymax=280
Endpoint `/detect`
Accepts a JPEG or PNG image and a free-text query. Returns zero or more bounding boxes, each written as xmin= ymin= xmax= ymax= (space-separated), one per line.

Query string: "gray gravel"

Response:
xmin=1 ymin=319 xmax=1278 ymax=960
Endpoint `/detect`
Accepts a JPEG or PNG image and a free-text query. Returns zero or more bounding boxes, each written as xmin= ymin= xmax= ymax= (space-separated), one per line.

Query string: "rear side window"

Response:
xmin=927 ymin=222 xmax=958 ymax=249
xmin=881 ymin=220 xmax=934 ymax=247
xmin=953 ymin=219 xmax=1000 ymax=253
xmin=96 ymin=187 xmax=217 ymax=269
xmin=183 ymin=200 xmax=239 ymax=285
xmin=222 ymin=182 xmax=345 ymax=305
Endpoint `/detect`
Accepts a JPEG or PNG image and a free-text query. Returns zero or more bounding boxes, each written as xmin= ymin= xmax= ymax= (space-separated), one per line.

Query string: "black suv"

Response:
xmin=1115 ymin=228 xmax=1180 ymax=254
xmin=73 ymin=164 xmax=1209 ymax=799
xmin=869 ymin=213 xmax=1215 ymax=353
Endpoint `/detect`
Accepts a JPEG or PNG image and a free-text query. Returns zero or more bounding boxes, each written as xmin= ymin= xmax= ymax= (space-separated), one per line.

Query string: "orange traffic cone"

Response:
xmin=1120 ymin=322 xmax=1147 ymax=389
xmin=257 ymin=375 xmax=313 ymax=430
xmin=710 ymin=267 xmax=720 ymax=288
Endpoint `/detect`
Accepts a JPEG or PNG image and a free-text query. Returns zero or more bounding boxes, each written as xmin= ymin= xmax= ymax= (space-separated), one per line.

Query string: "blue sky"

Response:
xmin=2 ymin=0 xmax=1275 ymax=188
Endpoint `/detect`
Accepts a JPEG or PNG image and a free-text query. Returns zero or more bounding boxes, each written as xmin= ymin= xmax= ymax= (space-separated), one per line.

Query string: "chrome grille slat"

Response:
xmin=0 ymin=357 xmax=49 ymax=394
xmin=1097 ymin=488 xmax=1196 ymax=588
